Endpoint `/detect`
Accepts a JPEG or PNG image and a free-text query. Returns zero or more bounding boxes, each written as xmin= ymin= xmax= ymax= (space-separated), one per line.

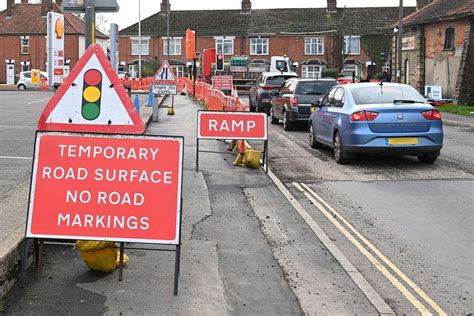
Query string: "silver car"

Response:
xmin=17 ymin=71 xmax=48 ymax=90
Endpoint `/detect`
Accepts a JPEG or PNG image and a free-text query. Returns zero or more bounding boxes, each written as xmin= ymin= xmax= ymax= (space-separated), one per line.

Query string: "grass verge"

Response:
xmin=436 ymin=104 xmax=474 ymax=116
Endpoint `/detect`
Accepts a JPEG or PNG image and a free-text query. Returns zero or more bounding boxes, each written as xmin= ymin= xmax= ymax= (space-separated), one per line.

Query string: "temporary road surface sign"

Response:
xmin=212 ymin=75 xmax=233 ymax=90
xmin=26 ymin=131 xmax=183 ymax=244
xmin=38 ymin=44 xmax=144 ymax=134
xmin=198 ymin=111 xmax=267 ymax=140
xmin=154 ymin=60 xmax=177 ymax=84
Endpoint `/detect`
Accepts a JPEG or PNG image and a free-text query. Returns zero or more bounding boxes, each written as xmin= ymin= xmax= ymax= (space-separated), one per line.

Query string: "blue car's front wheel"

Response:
xmin=309 ymin=123 xmax=322 ymax=149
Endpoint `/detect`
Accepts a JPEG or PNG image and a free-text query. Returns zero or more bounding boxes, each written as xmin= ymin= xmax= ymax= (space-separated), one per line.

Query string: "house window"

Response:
xmin=343 ymin=36 xmax=360 ymax=55
xmin=444 ymin=28 xmax=455 ymax=50
xmin=250 ymin=37 xmax=269 ymax=55
xmin=131 ymin=38 xmax=149 ymax=55
xmin=304 ymin=37 xmax=324 ymax=55
xmin=343 ymin=64 xmax=361 ymax=79
xmin=302 ymin=65 xmax=324 ymax=79
xmin=215 ymin=37 xmax=234 ymax=55
xmin=172 ymin=65 xmax=184 ymax=78
xmin=20 ymin=61 xmax=30 ymax=72
xmin=21 ymin=36 xmax=29 ymax=55
xmin=163 ymin=37 xmax=182 ymax=55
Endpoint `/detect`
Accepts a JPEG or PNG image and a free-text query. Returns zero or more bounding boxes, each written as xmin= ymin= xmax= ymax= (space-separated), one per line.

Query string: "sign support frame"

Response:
xmin=195 ymin=110 xmax=269 ymax=173
xmin=20 ymin=131 xmax=184 ymax=296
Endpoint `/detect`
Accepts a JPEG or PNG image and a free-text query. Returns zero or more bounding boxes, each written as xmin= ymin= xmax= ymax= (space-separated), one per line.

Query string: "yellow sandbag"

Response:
xmin=115 ymin=252 xmax=129 ymax=268
xmin=79 ymin=247 xmax=118 ymax=272
xmin=243 ymin=149 xmax=262 ymax=169
xmin=75 ymin=240 xmax=116 ymax=251
xmin=79 ymin=248 xmax=129 ymax=273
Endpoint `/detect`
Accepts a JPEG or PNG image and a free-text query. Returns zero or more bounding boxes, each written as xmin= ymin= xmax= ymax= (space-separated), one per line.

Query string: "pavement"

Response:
xmin=440 ymin=111 xmax=474 ymax=128
xmin=1 ymin=94 xmax=388 ymax=315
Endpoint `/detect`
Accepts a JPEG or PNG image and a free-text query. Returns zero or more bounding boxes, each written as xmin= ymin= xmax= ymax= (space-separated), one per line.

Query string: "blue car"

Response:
xmin=308 ymin=83 xmax=443 ymax=164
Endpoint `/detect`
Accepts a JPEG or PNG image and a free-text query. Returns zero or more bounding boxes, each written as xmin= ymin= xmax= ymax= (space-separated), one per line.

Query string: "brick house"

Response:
xmin=119 ymin=0 xmax=416 ymax=81
xmin=0 ymin=0 xmax=108 ymax=84
xmin=393 ymin=0 xmax=473 ymax=103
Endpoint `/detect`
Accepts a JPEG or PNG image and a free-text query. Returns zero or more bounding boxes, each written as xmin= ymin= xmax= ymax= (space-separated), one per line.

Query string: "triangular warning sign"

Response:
xmin=38 ymin=44 xmax=144 ymax=134
xmin=154 ymin=60 xmax=177 ymax=83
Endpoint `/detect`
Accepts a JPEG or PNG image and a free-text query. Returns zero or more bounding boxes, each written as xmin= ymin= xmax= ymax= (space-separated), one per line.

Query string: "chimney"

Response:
xmin=6 ymin=0 xmax=15 ymax=17
xmin=160 ymin=0 xmax=170 ymax=15
xmin=241 ymin=0 xmax=251 ymax=14
xmin=41 ymin=0 xmax=53 ymax=17
xmin=56 ymin=0 xmax=63 ymax=6
xmin=327 ymin=0 xmax=337 ymax=12
xmin=417 ymin=0 xmax=432 ymax=10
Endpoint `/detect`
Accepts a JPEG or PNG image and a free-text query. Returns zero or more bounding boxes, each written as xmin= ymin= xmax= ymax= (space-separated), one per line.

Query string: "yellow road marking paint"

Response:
xmin=298 ymin=183 xmax=447 ymax=316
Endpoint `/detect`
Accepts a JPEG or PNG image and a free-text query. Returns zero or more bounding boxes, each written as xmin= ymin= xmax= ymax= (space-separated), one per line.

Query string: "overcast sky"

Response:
xmin=2 ymin=0 xmax=417 ymax=31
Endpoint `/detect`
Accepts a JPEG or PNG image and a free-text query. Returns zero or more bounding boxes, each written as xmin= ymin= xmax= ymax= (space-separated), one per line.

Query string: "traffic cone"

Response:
xmin=147 ymin=87 xmax=153 ymax=107
xmin=232 ymin=85 xmax=239 ymax=98
xmin=134 ymin=94 xmax=140 ymax=114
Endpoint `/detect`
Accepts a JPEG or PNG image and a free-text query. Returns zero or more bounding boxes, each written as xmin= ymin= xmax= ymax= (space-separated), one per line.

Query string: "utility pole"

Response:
xmin=138 ymin=0 xmax=142 ymax=78
xmin=85 ymin=0 xmax=95 ymax=47
xmin=397 ymin=0 xmax=404 ymax=83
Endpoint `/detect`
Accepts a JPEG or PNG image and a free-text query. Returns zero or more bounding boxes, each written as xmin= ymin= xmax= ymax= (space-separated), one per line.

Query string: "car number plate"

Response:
xmin=310 ymin=107 xmax=318 ymax=112
xmin=388 ymin=137 xmax=419 ymax=145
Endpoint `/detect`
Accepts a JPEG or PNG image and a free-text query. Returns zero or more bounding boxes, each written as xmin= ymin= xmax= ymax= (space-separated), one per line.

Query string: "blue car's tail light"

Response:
xmin=421 ymin=110 xmax=442 ymax=120
xmin=351 ymin=111 xmax=379 ymax=121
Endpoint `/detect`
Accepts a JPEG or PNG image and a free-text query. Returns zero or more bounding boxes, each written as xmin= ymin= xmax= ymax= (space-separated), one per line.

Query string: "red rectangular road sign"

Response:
xmin=212 ymin=75 xmax=233 ymax=90
xmin=26 ymin=132 xmax=183 ymax=244
xmin=198 ymin=111 xmax=267 ymax=140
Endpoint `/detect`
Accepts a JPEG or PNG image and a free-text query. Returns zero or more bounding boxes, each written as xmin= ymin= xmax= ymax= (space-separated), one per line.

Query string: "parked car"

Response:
xmin=118 ymin=72 xmax=131 ymax=79
xmin=249 ymin=72 xmax=298 ymax=113
xmin=17 ymin=71 xmax=48 ymax=90
xmin=308 ymin=83 xmax=443 ymax=164
xmin=269 ymin=78 xmax=337 ymax=130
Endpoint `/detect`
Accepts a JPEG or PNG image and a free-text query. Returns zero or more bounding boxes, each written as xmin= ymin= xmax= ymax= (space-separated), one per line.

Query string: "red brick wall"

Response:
xmin=0 ymin=34 xmax=80 ymax=84
xmin=118 ymin=34 xmax=374 ymax=77
xmin=425 ymin=20 xmax=466 ymax=58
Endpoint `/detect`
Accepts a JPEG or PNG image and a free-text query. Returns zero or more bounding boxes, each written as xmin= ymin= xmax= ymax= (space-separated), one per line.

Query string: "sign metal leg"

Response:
xmin=20 ymin=237 xmax=29 ymax=287
xmin=118 ymin=242 xmax=124 ymax=281
xmin=173 ymin=244 xmax=181 ymax=296
xmin=196 ymin=139 xmax=199 ymax=172
xmin=36 ymin=239 xmax=44 ymax=277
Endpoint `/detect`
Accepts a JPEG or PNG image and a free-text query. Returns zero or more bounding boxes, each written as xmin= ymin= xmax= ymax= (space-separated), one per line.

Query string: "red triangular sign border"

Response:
xmin=154 ymin=59 xmax=177 ymax=83
xmin=37 ymin=44 xmax=144 ymax=134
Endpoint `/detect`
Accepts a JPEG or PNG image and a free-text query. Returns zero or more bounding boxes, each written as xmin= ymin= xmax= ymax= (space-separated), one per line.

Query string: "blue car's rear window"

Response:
xmin=351 ymin=86 xmax=426 ymax=105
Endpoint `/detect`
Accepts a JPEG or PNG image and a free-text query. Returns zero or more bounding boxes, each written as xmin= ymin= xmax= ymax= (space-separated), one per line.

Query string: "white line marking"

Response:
xmin=27 ymin=98 xmax=49 ymax=104
xmin=0 ymin=156 xmax=32 ymax=160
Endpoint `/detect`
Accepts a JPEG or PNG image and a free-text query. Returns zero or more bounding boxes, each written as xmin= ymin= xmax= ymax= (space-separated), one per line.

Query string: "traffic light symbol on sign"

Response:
xmin=216 ymin=53 xmax=224 ymax=71
xmin=81 ymin=69 xmax=102 ymax=120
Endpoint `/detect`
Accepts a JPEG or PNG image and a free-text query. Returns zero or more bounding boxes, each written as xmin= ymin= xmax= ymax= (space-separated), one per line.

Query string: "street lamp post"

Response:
xmin=397 ymin=0 xmax=404 ymax=83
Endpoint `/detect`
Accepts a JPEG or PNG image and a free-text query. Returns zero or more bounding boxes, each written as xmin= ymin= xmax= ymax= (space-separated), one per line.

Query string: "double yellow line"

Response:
xmin=293 ymin=182 xmax=447 ymax=316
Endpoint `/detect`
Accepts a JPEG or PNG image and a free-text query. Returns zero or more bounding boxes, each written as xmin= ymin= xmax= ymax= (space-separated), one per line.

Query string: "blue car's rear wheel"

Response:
xmin=333 ymin=132 xmax=348 ymax=164
xmin=418 ymin=151 xmax=440 ymax=164
xmin=309 ymin=123 xmax=322 ymax=149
